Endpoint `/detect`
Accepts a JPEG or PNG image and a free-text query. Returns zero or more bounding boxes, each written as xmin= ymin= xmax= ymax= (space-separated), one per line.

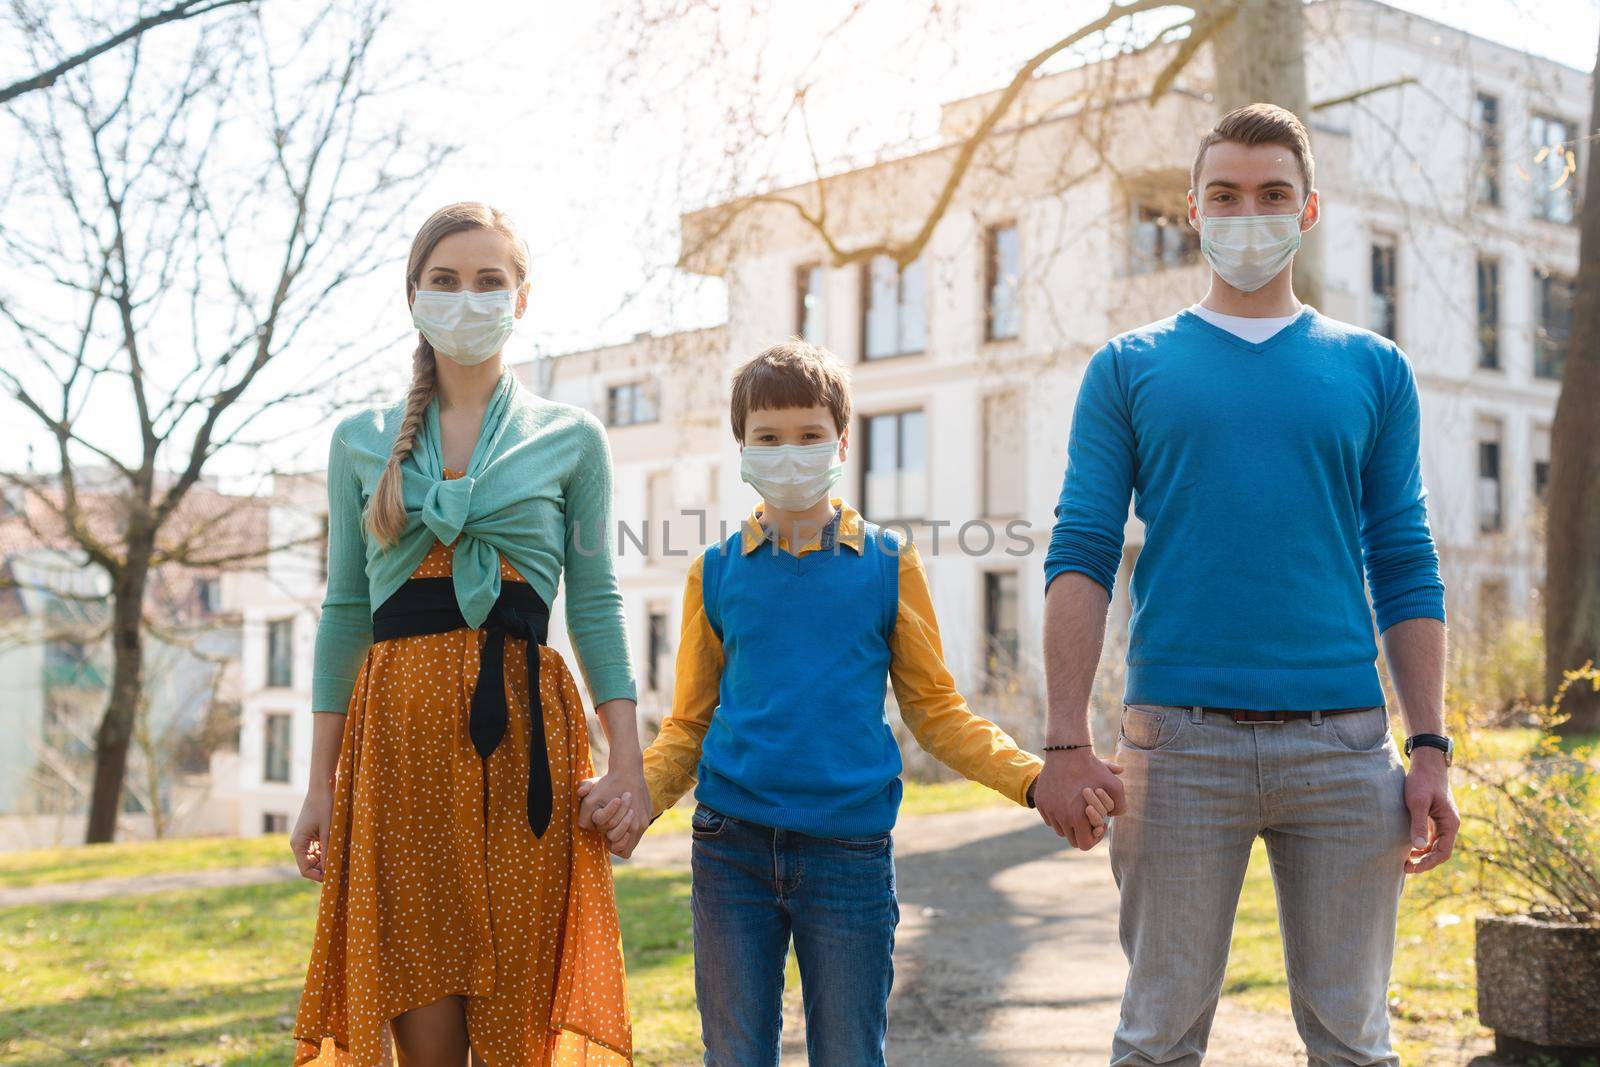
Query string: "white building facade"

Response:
xmin=530 ymin=0 xmax=1587 ymax=741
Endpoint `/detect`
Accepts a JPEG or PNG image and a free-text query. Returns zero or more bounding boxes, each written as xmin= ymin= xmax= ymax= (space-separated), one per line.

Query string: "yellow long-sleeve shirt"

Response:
xmin=642 ymin=497 xmax=1043 ymax=820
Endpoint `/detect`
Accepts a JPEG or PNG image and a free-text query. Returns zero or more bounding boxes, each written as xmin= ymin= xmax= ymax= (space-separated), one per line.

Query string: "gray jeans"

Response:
xmin=1108 ymin=704 xmax=1412 ymax=1067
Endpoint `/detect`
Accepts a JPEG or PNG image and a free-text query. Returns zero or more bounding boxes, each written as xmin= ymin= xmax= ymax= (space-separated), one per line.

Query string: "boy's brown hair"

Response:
xmin=1191 ymin=103 xmax=1315 ymax=193
xmin=729 ymin=339 xmax=852 ymax=443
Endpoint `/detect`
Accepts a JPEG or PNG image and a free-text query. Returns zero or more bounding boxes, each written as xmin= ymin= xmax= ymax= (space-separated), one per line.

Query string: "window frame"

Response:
xmin=984 ymin=222 xmax=1021 ymax=342
xmin=1473 ymin=91 xmax=1501 ymax=208
xmin=858 ymin=407 xmax=927 ymax=522
xmin=1369 ymin=235 xmax=1399 ymax=342
xmin=266 ymin=618 xmax=294 ymax=690
xmin=860 ymin=254 xmax=927 ymax=360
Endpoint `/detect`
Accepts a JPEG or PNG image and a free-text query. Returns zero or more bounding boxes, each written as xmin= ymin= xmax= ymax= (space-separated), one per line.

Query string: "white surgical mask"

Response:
xmin=740 ymin=441 xmax=843 ymax=512
xmin=1198 ymin=201 xmax=1309 ymax=293
xmin=411 ymin=289 xmax=517 ymax=365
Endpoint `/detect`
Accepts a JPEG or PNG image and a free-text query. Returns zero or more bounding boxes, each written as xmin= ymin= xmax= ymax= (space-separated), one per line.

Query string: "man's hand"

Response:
xmin=576 ymin=764 xmax=649 ymax=858
xmin=1034 ymin=748 xmax=1125 ymax=850
xmin=1402 ymin=747 xmax=1458 ymax=874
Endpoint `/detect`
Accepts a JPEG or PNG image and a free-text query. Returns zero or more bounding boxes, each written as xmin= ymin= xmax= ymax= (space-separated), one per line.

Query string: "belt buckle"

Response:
xmin=1233 ymin=709 xmax=1285 ymax=725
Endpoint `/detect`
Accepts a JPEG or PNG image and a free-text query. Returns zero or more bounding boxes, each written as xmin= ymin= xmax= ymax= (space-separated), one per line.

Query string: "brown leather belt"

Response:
xmin=1201 ymin=706 xmax=1376 ymax=724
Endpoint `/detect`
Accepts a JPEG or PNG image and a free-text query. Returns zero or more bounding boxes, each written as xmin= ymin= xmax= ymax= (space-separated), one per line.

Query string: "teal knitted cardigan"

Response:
xmin=311 ymin=367 xmax=637 ymax=714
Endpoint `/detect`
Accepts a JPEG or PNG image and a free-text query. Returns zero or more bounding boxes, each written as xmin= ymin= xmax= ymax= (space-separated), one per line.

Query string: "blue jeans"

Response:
xmin=689 ymin=803 xmax=899 ymax=1066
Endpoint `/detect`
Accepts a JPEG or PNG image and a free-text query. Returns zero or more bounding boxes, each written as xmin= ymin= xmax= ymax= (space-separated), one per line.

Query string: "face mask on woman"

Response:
xmin=411 ymin=289 xmax=517 ymax=365
xmin=1197 ymin=200 xmax=1310 ymax=293
xmin=740 ymin=440 xmax=844 ymax=511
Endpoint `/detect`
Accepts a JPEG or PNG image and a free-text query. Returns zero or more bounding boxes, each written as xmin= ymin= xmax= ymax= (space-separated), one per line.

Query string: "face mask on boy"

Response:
xmin=739 ymin=440 xmax=844 ymax=512
xmin=411 ymin=289 xmax=517 ymax=365
xmin=1197 ymin=200 xmax=1310 ymax=293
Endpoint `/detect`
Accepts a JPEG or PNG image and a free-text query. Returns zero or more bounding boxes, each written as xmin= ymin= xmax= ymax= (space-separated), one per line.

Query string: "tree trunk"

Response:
xmin=1544 ymin=26 xmax=1600 ymax=737
xmin=84 ymin=553 xmax=152 ymax=844
xmin=1210 ymin=0 xmax=1322 ymax=309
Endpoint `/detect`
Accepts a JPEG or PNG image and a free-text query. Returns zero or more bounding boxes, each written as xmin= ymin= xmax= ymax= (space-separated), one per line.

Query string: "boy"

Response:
xmin=582 ymin=340 xmax=1112 ymax=1065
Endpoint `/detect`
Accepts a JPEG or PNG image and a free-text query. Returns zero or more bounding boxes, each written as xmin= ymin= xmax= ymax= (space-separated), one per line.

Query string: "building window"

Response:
xmin=196 ymin=576 xmax=221 ymax=614
xmin=1473 ymin=92 xmax=1500 ymax=206
xmin=1530 ymin=113 xmax=1578 ymax=225
xmin=263 ymin=811 xmax=290 ymax=834
xmin=267 ymin=618 xmax=293 ymax=689
xmin=1477 ymin=418 xmax=1503 ymax=535
xmin=861 ymin=409 xmax=925 ymax=521
xmin=861 ymin=254 xmax=925 ymax=359
xmin=1476 ymin=257 xmax=1500 ymax=370
xmin=796 ymin=263 xmax=825 ymax=345
xmin=981 ymin=391 xmax=1024 ymax=517
xmin=1535 ymin=269 xmax=1574 ymax=380
xmin=647 ymin=609 xmax=668 ymax=694
xmin=264 ymin=712 xmax=291 ymax=783
xmin=983 ymin=570 xmax=1020 ymax=689
xmin=606 ymin=381 xmax=659 ymax=427
xmin=985 ymin=224 xmax=1020 ymax=341
xmin=1129 ymin=197 xmax=1199 ymax=275
xmin=1532 ymin=424 xmax=1551 ymax=506
xmin=1370 ymin=237 xmax=1398 ymax=341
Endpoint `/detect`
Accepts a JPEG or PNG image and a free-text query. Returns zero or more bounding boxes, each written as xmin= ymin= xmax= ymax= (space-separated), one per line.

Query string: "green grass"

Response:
xmin=0 ymin=867 xmax=711 ymax=1067
xmin=0 ymin=777 xmax=1002 ymax=1066
xmin=0 ymin=834 xmax=292 ymax=891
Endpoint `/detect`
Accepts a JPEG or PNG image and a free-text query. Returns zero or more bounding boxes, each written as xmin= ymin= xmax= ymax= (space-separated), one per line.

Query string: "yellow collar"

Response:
xmin=740 ymin=496 xmax=865 ymax=555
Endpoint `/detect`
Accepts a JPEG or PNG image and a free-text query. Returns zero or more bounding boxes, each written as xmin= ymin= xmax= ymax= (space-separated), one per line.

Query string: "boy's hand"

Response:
xmin=577 ymin=774 xmax=648 ymax=858
xmin=1081 ymin=786 xmax=1114 ymax=843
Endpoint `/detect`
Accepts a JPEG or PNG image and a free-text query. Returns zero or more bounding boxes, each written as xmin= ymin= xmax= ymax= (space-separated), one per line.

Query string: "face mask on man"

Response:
xmin=1197 ymin=199 xmax=1310 ymax=293
xmin=411 ymin=289 xmax=517 ymax=365
xmin=739 ymin=440 xmax=844 ymax=512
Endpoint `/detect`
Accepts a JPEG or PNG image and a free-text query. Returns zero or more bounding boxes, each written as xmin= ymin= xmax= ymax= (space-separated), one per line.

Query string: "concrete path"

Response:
xmin=0 ymin=862 xmax=301 ymax=907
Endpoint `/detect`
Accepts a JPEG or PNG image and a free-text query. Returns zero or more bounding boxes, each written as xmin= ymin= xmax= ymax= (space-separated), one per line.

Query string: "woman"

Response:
xmin=290 ymin=202 xmax=647 ymax=1067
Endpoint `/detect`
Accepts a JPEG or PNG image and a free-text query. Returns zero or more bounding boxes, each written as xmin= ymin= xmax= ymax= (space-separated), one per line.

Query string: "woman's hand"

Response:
xmin=290 ymin=786 xmax=333 ymax=882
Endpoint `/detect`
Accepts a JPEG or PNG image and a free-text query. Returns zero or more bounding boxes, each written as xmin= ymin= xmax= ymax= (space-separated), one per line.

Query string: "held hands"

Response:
xmin=576 ymin=761 xmax=650 ymax=859
xmin=1402 ymin=747 xmax=1459 ymax=874
xmin=1033 ymin=748 xmax=1126 ymax=850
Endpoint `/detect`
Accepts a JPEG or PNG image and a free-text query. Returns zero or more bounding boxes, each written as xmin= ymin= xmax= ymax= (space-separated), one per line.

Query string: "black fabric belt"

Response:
xmin=372 ymin=576 xmax=554 ymax=837
xmin=1200 ymin=706 xmax=1375 ymax=723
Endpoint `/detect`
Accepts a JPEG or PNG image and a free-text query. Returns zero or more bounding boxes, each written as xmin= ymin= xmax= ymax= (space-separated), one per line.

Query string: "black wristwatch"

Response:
xmin=1404 ymin=733 xmax=1453 ymax=766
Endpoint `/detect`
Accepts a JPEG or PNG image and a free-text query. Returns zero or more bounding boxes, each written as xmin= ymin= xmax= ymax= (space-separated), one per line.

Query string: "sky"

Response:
xmin=2 ymin=0 xmax=1596 ymax=483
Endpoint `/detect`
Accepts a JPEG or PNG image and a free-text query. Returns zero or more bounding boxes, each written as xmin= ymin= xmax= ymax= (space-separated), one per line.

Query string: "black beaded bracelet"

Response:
xmin=1042 ymin=743 xmax=1092 ymax=752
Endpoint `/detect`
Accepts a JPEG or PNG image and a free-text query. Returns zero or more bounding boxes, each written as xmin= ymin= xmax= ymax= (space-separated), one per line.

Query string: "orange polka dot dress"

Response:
xmin=294 ymin=468 xmax=632 ymax=1066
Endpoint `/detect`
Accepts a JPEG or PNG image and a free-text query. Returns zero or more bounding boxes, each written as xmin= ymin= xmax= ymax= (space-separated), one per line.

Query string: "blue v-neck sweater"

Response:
xmin=1045 ymin=307 xmax=1446 ymax=710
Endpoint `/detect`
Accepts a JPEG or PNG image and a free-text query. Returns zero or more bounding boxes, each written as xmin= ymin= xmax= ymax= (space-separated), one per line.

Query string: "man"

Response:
xmin=1033 ymin=103 xmax=1460 ymax=1066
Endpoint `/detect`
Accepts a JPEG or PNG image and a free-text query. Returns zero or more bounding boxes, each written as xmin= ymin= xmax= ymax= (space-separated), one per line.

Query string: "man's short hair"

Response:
xmin=729 ymin=339 xmax=852 ymax=443
xmin=1191 ymin=103 xmax=1315 ymax=193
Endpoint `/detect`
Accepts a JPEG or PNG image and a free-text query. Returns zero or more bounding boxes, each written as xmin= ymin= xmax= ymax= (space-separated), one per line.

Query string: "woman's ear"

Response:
xmin=515 ymin=279 xmax=530 ymax=317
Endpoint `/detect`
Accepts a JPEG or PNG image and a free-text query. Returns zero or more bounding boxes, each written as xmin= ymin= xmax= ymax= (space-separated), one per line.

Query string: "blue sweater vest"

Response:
xmin=694 ymin=521 xmax=904 ymax=837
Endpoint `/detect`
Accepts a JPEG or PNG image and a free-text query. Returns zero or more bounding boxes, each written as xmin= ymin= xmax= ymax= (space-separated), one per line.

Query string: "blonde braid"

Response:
xmin=363 ymin=341 xmax=437 ymax=548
